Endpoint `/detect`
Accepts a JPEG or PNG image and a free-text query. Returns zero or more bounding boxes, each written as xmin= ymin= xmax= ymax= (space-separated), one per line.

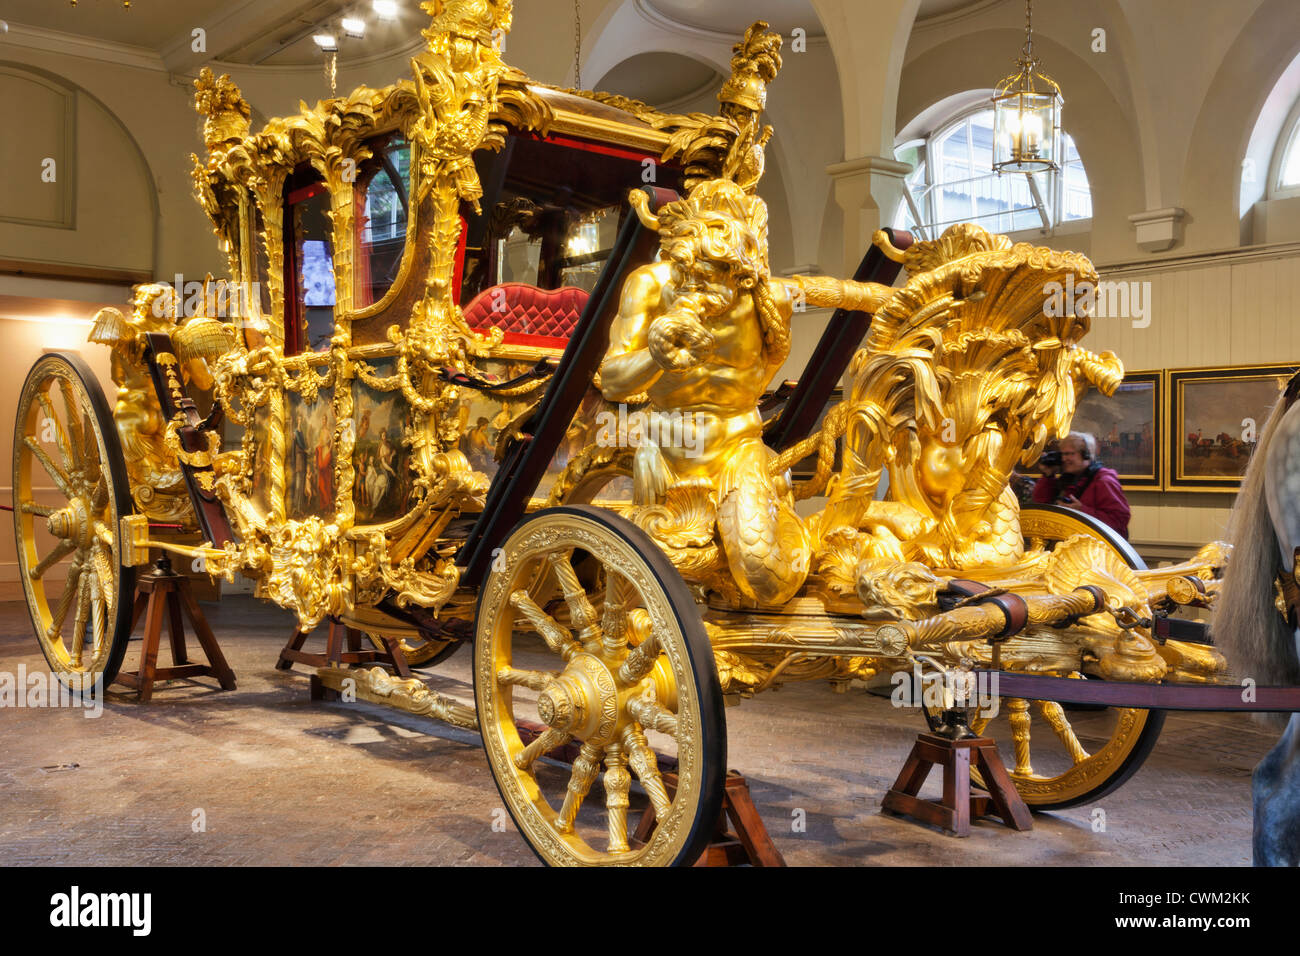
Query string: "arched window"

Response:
xmin=894 ymin=106 xmax=1090 ymax=239
xmin=1277 ymin=111 xmax=1300 ymax=190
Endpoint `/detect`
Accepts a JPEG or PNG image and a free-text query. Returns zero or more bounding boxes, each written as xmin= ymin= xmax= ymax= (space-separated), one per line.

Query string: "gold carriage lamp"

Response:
xmin=991 ymin=0 xmax=1063 ymax=175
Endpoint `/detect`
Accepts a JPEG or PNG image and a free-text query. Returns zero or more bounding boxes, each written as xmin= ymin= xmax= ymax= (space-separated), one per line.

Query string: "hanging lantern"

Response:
xmin=992 ymin=0 xmax=1062 ymax=174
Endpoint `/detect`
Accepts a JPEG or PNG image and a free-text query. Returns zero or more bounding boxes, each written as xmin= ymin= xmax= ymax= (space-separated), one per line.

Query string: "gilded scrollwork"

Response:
xmin=89 ymin=287 xmax=200 ymax=528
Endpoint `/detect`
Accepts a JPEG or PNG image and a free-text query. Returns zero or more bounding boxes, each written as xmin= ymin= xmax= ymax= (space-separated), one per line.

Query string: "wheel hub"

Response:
xmin=538 ymin=653 xmax=620 ymax=744
xmin=46 ymin=498 xmax=91 ymax=548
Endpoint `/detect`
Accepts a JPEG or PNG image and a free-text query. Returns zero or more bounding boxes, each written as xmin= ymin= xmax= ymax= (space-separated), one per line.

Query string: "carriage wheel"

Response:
xmin=967 ymin=503 xmax=1165 ymax=810
xmin=474 ymin=505 xmax=725 ymax=866
xmin=12 ymin=353 xmax=136 ymax=691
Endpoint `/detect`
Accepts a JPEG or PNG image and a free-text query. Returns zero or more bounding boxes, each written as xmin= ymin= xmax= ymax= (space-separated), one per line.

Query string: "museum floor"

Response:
xmin=0 ymin=596 xmax=1271 ymax=867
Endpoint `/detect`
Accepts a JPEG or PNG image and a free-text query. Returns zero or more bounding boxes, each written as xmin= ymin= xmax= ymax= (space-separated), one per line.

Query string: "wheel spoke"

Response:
xmin=603 ymin=744 xmax=632 ymax=853
xmin=20 ymin=501 xmax=54 ymax=517
xmin=616 ymin=610 xmax=658 ymax=684
xmin=28 ymin=539 xmax=75 ymax=581
xmin=91 ymin=474 xmax=108 ymax=511
xmin=88 ymin=576 xmax=106 ymax=666
xmin=626 ymin=690 xmax=678 ymax=738
xmin=90 ymin=541 xmax=117 ymax=614
xmin=496 ymin=666 xmax=557 ymax=691
xmin=1037 ymin=700 xmax=1091 ymax=764
xmin=509 ymin=590 xmax=581 ymax=660
xmin=35 ymin=391 xmax=75 ymax=472
xmin=513 ymin=727 xmax=570 ymax=771
xmin=58 ymin=380 xmax=86 ymax=467
xmin=599 ymin=571 xmax=636 ymax=653
xmin=24 ymin=436 xmax=73 ymax=498
xmin=622 ymin=725 xmax=672 ymax=820
xmin=555 ymin=742 xmax=602 ymax=833
xmin=80 ymin=414 xmax=100 ymax=481
xmin=547 ymin=553 xmax=599 ymax=643
xmin=47 ymin=561 xmax=83 ymax=638
xmin=70 ymin=574 xmax=91 ymax=665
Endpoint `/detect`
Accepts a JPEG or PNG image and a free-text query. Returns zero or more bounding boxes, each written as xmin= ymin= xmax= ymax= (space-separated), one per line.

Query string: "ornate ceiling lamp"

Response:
xmin=992 ymin=0 xmax=1062 ymax=174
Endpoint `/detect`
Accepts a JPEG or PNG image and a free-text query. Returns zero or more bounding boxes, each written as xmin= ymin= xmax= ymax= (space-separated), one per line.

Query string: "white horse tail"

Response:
xmin=1213 ymin=393 xmax=1300 ymax=687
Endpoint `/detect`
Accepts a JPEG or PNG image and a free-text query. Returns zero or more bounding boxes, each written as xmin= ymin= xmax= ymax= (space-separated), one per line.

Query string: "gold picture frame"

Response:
xmin=1165 ymin=363 xmax=1298 ymax=491
xmin=1072 ymin=370 xmax=1162 ymax=489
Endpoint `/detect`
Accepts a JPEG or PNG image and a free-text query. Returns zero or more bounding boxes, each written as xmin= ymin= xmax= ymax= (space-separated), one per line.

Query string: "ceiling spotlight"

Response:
xmin=341 ymin=17 xmax=366 ymax=38
xmin=0 ymin=20 xmax=8 ymax=33
xmin=313 ymin=33 xmax=338 ymax=51
xmin=373 ymin=0 xmax=399 ymax=20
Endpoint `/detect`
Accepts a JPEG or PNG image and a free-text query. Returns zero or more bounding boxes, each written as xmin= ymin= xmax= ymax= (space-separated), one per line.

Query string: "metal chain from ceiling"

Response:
xmin=573 ymin=0 xmax=582 ymax=90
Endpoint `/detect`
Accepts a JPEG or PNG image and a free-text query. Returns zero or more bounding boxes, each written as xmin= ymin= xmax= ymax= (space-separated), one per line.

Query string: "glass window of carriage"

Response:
xmin=283 ymin=166 xmax=336 ymax=355
xmin=355 ymin=135 xmax=411 ymax=307
xmin=893 ymin=107 xmax=1091 ymax=239
xmin=460 ymin=134 xmax=682 ymax=304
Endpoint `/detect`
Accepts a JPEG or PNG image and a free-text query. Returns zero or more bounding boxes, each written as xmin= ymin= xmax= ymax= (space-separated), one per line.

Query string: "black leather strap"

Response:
xmin=439 ymin=358 xmax=554 ymax=392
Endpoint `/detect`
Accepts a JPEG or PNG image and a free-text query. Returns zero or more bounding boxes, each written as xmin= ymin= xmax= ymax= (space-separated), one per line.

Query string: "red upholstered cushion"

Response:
xmin=462 ymin=283 xmax=589 ymax=342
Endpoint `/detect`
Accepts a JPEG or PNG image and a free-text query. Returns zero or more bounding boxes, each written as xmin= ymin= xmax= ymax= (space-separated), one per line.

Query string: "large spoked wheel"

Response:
xmin=474 ymin=505 xmax=725 ymax=866
xmin=13 ymin=353 xmax=136 ymax=692
xmin=968 ymin=503 xmax=1165 ymax=810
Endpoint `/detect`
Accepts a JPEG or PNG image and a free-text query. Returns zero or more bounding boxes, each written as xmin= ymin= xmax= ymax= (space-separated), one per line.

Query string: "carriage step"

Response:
xmin=112 ymin=555 xmax=237 ymax=702
xmin=881 ymin=731 xmax=1032 ymax=837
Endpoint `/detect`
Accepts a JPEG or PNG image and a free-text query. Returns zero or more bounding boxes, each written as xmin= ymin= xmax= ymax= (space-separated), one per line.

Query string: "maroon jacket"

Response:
xmin=1032 ymin=465 xmax=1131 ymax=539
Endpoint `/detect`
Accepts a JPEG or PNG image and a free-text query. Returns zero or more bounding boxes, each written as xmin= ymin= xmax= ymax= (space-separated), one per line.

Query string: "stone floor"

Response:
xmin=0 ymin=596 xmax=1274 ymax=867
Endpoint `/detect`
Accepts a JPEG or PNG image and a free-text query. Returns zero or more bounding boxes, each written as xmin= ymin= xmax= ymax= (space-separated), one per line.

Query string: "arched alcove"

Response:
xmin=1182 ymin=0 xmax=1300 ymax=251
xmin=0 ymin=60 xmax=157 ymax=275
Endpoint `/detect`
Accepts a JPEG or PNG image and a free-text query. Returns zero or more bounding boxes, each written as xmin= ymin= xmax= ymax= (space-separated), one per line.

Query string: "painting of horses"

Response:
xmin=1072 ymin=370 xmax=1161 ymax=489
xmin=1168 ymin=365 xmax=1298 ymax=490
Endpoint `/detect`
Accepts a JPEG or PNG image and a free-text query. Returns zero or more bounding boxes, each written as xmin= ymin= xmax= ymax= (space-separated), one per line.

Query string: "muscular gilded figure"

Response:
xmin=599 ymin=181 xmax=892 ymax=604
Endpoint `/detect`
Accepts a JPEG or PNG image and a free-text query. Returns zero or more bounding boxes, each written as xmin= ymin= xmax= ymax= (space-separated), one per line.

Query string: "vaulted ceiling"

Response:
xmin=1 ymin=0 xmax=994 ymax=71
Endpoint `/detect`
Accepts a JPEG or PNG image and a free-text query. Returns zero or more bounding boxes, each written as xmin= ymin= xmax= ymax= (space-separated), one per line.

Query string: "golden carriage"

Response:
xmin=12 ymin=2 xmax=1230 ymax=866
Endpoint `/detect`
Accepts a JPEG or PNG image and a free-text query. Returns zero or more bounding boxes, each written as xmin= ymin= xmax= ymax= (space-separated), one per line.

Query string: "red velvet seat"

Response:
xmin=462 ymin=282 xmax=588 ymax=349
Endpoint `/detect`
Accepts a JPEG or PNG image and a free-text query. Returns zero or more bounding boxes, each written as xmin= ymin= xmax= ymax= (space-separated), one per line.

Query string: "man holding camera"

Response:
xmin=1032 ymin=431 xmax=1131 ymax=538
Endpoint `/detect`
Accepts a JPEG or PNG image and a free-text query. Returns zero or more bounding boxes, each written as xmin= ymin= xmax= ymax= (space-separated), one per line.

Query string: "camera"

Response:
xmin=1040 ymin=449 xmax=1062 ymax=469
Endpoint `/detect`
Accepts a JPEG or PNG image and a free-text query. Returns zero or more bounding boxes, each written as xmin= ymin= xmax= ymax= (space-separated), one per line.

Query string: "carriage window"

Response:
xmin=460 ymin=135 xmax=684 ymax=306
xmin=487 ymin=202 xmax=617 ymax=292
xmin=499 ymin=222 xmax=542 ymax=285
xmin=559 ymin=205 xmax=621 ymax=293
xmin=285 ymin=173 xmax=335 ymax=354
xmin=355 ymin=137 xmax=411 ymax=307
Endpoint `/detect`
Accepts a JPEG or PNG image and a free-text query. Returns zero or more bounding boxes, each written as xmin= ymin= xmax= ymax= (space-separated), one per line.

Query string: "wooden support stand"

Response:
xmin=881 ymin=731 xmax=1033 ymax=837
xmin=277 ymin=618 xmax=412 ymax=679
xmin=112 ymin=557 xmax=237 ymax=702
xmin=632 ymin=770 xmax=786 ymax=867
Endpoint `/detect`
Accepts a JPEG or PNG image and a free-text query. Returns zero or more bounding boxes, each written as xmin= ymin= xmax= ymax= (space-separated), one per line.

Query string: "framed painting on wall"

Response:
xmin=1071 ymin=370 xmax=1162 ymax=489
xmin=1166 ymin=364 xmax=1298 ymax=491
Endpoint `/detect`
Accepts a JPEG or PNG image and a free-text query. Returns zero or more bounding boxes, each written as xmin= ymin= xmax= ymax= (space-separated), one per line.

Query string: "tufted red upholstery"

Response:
xmin=462 ymin=283 xmax=589 ymax=347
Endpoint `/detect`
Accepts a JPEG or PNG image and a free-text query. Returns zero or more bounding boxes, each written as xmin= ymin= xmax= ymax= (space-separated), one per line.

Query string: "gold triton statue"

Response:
xmin=10 ymin=3 xmax=1238 ymax=866
xmin=601 ymin=181 xmax=893 ymax=604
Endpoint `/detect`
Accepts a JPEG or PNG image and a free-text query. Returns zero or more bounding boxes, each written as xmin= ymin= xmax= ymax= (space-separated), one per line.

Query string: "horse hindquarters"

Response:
xmin=1254 ymin=713 xmax=1300 ymax=866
